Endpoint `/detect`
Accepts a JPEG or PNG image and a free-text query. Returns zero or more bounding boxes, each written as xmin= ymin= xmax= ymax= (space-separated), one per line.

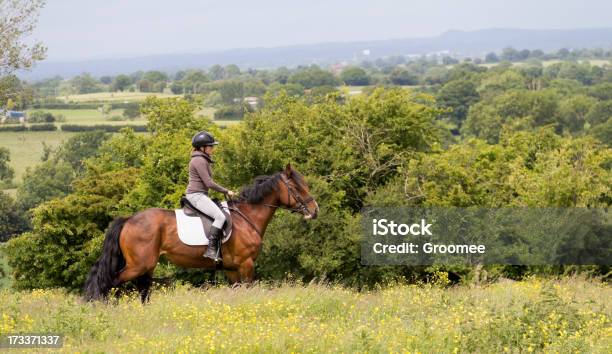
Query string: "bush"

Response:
xmin=340 ymin=66 xmax=370 ymax=86
xmin=122 ymin=102 xmax=141 ymax=119
xmin=29 ymin=124 xmax=57 ymax=131
xmin=4 ymin=168 xmax=140 ymax=290
xmin=0 ymin=125 xmax=27 ymax=132
xmin=30 ymin=102 xmax=134 ymax=110
xmin=213 ymin=104 xmax=249 ymax=120
xmin=61 ymin=124 xmax=147 ymax=132
xmin=0 ymin=192 xmax=27 ymax=242
xmin=28 ymin=110 xmax=56 ymax=123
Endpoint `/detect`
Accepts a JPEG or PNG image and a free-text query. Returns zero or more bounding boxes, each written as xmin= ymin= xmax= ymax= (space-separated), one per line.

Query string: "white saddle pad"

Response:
xmin=175 ymin=201 xmax=232 ymax=246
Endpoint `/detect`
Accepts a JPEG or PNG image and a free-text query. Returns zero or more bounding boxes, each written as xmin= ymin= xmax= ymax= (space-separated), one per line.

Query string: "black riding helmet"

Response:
xmin=192 ymin=131 xmax=219 ymax=148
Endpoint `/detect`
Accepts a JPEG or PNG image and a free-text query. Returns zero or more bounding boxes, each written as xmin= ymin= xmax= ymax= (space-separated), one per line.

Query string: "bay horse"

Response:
xmin=84 ymin=164 xmax=318 ymax=302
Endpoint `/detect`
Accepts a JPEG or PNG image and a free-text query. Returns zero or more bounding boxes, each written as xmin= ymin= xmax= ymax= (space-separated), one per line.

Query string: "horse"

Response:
xmin=83 ymin=164 xmax=318 ymax=303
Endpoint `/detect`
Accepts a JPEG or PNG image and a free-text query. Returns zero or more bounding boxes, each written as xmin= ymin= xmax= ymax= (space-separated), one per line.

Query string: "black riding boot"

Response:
xmin=204 ymin=225 xmax=223 ymax=263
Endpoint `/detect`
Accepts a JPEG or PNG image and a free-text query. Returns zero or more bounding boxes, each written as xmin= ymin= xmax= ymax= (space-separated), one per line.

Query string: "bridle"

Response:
xmin=227 ymin=172 xmax=315 ymax=237
xmin=261 ymin=173 xmax=314 ymax=215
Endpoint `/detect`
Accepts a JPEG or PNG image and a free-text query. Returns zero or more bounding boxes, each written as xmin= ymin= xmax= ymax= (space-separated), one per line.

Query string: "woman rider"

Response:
xmin=185 ymin=131 xmax=237 ymax=262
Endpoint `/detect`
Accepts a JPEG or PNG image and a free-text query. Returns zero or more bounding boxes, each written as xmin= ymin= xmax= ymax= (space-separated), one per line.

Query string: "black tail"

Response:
xmin=83 ymin=217 xmax=129 ymax=301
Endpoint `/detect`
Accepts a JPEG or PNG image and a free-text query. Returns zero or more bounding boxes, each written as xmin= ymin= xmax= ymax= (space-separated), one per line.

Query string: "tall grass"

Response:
xmin=0 ymin=277 xmax=609 ymax=353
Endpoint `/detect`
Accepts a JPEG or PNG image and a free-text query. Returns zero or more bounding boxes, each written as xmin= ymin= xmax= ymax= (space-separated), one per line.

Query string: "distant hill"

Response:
xmin=20 ymin=27 xmax=612 ymax=80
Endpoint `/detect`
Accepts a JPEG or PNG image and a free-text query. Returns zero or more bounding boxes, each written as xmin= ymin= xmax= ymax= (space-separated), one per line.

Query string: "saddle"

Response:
xmin=178 ymin=197 xmax=233 ymax=242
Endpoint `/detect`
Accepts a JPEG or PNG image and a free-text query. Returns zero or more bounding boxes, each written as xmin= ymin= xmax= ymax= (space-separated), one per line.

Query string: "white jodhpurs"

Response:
xmin=185 ymin=192 xmax=226 ymax=228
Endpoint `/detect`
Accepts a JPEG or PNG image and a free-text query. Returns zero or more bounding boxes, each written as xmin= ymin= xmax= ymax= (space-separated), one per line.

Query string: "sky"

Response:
xmin=31 ymin=0 xmax=612 ymax=62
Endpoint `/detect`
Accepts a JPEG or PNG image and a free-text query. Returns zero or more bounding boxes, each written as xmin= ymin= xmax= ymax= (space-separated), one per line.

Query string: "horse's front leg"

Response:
xmin=224 ymin=269 xmax=240 ymax=285
xmin=238 ymin=258 xmax=255 ymax=283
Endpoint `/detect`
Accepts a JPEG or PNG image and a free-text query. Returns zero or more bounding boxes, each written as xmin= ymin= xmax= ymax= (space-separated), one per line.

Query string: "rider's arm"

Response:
xmin=194 ymin=158 xmax=230 ymax=194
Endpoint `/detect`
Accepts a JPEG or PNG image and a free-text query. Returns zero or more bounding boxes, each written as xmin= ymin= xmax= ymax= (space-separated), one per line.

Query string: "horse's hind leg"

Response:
xmin=135 ymin=271 xmax=154 ymax=304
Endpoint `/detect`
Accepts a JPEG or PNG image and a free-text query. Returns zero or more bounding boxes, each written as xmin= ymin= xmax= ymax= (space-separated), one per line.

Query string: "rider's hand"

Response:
xmin=227 ymin=190 xmax=237 ymax=198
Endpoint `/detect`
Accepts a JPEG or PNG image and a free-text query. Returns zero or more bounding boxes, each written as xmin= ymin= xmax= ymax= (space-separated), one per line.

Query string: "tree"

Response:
xmin=123 ymin=102 xmax=140 ymax=119
xmin=590 ymin=118 xmax=612 ymax=146
xmin=0 ymin=0 xmax=46 ymax=76
xmin=209 ymin=65 xmax=225 ymax=81
xmin=16 ymin=159 xmax=74 ymax=212
xmin=462 ymin=89 xmax=561 ymax=143
xmin=485 ymin=52 xmax=499 ymax=63
xmin=519 ymin=49 xmax=531 ymax=60
xmin=71 ymin=73 xmax=103 ymax=94
xmin=56 ymin=131 xmax=110 ymax=172
xmin=274 ymin=67 xmax=290 ymax=84
xmin=224 ymin=64 xmax=241 ymax=78
xmin=214 ymin=80 xmax=244 ymax=104
xmin=130 ymin=71 xmax=143 ymax=82
xmin=112 ymin=74 xmax=131 ymax=92
xmin=0 ymin=74 xmax=33 ymax=109
xmin=442 ymin=56 xmax=459 ymax=65
xmin=99 ymin=76 xmax=112 ymax=85
xmin=16 ymin=131 xmax=110 ymax=212
xmin=501 ymin=47 xmax=521 ymax=61
xmin=340 ymin=67 xmax=370 ymax=86
xmin=436 ymin=80 xmax=480 ymax=125
xmin=142 ymin=70 xmax=168 ymax=83
xmin=422 ymin=66 xmax=449 ymax=85
xmin=389 ymin=68 xmax=419 ymax=85
xmin=477 ymin=69 xmax=526 ymax=98
xmin=558 ymin=95 xmax=597 ymax=132
xmin=288 ymin=65 xmax=338 ymax=89
xmin=588 ymin=83 xmax=612 ymax=101
xmin=138 ymin=79 xmax=152 ymax=92
xmin=0 ymin=147 xmax=14 ymax=187
xmin=3 ymin=168 xmax=140 ymax=290
xmin=557 ymin=48 xmax=571 ymax=59
xmin=266 ymin=82 xmax=304 ymax=97
xmin=0 ymin=192 xmax=27 ymax=242
xmin=586 ymin=101 xmax=612 ymax=126
xmin=381 ymin=129 xmax=611 ymax=208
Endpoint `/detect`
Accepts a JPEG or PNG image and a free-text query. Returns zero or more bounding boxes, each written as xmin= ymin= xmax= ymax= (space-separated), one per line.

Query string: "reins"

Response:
xmin=227 ymin=202 xmax=264 ymax=238
xmin=227 ymin=172 xmax=313 ymax=237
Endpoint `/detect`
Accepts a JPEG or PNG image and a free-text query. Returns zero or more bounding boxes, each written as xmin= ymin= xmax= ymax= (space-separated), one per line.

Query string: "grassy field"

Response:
xmin=30 ymin=106 xmax=215 ymax=126
xmin=478 ymin=59 xmax=611 ymax=68
xmin=57 ymin=91 xmax=180 ymax=103
xmin=0 ymin=105 xmax=225 ymax=188
xmin=0 ymin=131 xmax=78 ymax=182
xmin=198 ymin=107 xmax=217 ymax=119
xmin=26 ymin=108 xmax=149 ymax=126
xmin=0 ymin=277 xmax=608 ymax=352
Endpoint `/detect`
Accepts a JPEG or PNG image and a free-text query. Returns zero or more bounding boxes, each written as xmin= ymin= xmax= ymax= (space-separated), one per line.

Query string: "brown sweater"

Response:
xmin=186 ymin=151 xmax=229 ymax=195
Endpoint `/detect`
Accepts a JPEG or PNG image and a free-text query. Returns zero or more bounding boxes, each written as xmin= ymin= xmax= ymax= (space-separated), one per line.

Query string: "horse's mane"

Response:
xmin=239 ymin=173 xmax=282 ymax=203
xmin=238 ymin=169 xmax=306 ymax=204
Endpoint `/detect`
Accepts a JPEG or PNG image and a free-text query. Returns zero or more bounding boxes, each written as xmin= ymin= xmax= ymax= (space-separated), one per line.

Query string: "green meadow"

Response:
xmin=0 ymin=277 xmax=609 ymax=353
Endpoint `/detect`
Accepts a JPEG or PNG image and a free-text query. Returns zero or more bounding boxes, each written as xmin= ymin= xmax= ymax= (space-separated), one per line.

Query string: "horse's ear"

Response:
xmin=284 ymin=163 xmax=293 ymax=176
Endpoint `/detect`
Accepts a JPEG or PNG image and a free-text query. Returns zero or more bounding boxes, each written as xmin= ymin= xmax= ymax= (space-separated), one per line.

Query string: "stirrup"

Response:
xmin=204 ymin=241 xmax=222 ymax=263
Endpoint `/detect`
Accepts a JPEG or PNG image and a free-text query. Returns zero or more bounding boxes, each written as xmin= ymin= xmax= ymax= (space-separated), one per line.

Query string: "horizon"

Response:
xmin=37 ymin=26 xmax=612 ymax=64
xmin=33 ymin=0 xmax=612 ymax=62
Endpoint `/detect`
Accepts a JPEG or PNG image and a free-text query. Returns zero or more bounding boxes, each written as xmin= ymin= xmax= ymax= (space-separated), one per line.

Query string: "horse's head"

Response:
xmin=278 ymin=164 xmax=319 ymax=220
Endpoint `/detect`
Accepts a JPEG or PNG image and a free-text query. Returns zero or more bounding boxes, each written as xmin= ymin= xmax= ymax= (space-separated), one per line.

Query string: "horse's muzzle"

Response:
xmin=304 ymin=202 xmax=319 ymax=220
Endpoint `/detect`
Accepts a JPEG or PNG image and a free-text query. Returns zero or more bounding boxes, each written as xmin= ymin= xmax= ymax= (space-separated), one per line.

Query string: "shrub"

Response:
xmin=29 ymin=123 xmax=57 ymax=131
xmin=30 ymin=102 xmax=134 ymax=110
xmin=28 ymin=110 xmax=56 ymax=123
xmin=61 ymin=124 xmax=147 ymax=132
xmin=0 ymin=125 xmax=27 ymax=132
xmin=122 ymin=102 xmax=141 ymax=119
xmin=213 ymin=104 xmax=251 ymax=120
